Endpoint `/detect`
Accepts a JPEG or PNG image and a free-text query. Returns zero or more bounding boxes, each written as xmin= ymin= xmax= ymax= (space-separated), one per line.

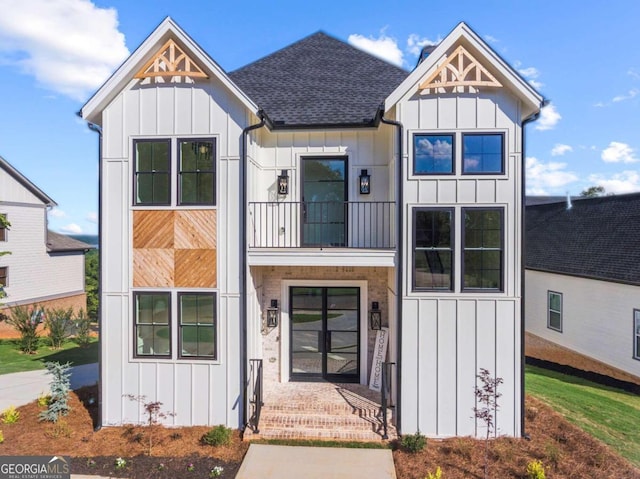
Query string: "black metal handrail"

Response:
xmin=249 ymin=201 xmax=395 ymax=249
xmin=247 ymin=359 xmax=263 ymax=433
xmin=381 ymin=361 xmax=395 ymax=440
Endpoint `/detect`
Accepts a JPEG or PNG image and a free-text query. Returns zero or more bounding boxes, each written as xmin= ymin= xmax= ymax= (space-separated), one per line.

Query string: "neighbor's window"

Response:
xmin=134 ymin=292 xmax=171 ymax=357
xmin=133 ymin=139 xmax=171 ymax=205
xmin=634 ymin=310 xmax=640 ymax=360
xmin=0 ymin=214 xmax=7 ymax=242
xmin=413 ymin=134 xmax=454 ymax=174
xmin=462 ymin=133 xmax=504 ymax=174
xmin=548 ymin=291 xmax=563 ymax=332
xmin=178 ymin=139 xmax=216 ymax=205
xmin=179 ymin=293 xmax=216 ymax=359
xmin=462 ymin=208 xmax=503 ymax=290
xmin=413 ymin=209 xmax=454 ymax=291
xmin=0 ymin=267 xmax=7 ymax=287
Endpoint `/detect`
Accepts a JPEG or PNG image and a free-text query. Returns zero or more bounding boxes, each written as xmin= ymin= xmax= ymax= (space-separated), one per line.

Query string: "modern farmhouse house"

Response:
xmin=526 ymin=194 xmax=640 ymax=385
xmin=0 ymin=156 xmax=91 ymax=335
xmin=81 ymin=18 xmax=543 ymax=439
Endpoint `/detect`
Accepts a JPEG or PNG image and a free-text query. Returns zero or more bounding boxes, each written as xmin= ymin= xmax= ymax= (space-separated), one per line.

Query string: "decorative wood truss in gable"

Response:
xmin=134 ymin=38 xmax=209 ymax=81
xmin=419 ymin=45 xmax=501 ymax=92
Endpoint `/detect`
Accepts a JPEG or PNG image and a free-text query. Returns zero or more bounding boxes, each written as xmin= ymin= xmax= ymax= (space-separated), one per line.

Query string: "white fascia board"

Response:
xmin=81 ymin=17 xmax=259 ymax=125
xmin=384 ymin=22 xmax=544 ymax=120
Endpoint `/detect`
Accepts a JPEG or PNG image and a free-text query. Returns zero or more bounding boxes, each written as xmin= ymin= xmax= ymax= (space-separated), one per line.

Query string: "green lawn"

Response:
xmin=0 ymin=339 xmax=98 ymax=375
xmin=525 ymin=364 xmax=640 ymax=467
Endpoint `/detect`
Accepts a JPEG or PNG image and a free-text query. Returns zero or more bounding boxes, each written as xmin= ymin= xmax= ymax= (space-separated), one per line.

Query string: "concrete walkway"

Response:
xmin=0 ymin=362 xmax=98 ymax=410
xmin=235 ymin=444 xmax=397 ymax=479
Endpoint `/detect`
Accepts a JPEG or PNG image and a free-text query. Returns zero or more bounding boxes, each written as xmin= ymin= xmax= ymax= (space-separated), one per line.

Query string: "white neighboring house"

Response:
xmin=525 ymin=194 xmax=640 ymax=383
xmin=80 ymin=18 xmax=543 ymax=438
xmin=0 ymin=155 xmax=91 ymax=329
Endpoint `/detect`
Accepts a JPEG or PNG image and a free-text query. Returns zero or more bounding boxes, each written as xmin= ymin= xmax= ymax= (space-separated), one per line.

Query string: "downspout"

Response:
xmin=240 ymin=111 xmax=266 ymax=429
xmin=380 ymin=110 xmax=404 ymax=433
xmin=85 ymin=118 xmax=103 ymax=432
xmin=520 ymin=101 xmax=545 ymax=438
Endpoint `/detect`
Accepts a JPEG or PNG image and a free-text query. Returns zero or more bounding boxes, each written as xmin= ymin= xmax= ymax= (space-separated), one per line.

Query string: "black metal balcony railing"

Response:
xmin=249 ymin=201 xmax=395 ymax=249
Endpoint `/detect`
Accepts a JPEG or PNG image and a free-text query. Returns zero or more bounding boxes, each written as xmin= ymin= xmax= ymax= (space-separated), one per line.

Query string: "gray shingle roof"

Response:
xmin=229 ymin=32 xmax=409 ymax=127
xmin=46 ymin=231 xmax=93 ymax=253
xmin=526 ymin=193 xmax=640 ymax=284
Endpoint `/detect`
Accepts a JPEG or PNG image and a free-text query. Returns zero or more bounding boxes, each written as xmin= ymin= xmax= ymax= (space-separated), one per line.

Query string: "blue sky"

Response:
xmin=0 ymin=0 xmax=639 ymax=235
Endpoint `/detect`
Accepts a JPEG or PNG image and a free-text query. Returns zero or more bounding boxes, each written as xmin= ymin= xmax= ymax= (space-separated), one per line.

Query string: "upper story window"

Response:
xmin=133 ymin=138 xmax=216 ymax=207
xmin=462 ymin=208 xmax=503 ymax=291
xmin=134 ymin=140 xmax=171 ymax=206
xmin=462 ymin=133 xmax=504 ymax=174
xmin=0 ymin=214 xmax=6 ymax=242
xmin=0 ymin=267 xmax=7 ymax=287
xmin=413 ymin=134 xmax=454 ymax=174
xmin=413 ymin=209 xmax=453 ymax=290
xmin=548 ymin=291 xmax=563 ymax=332
xmin=634 ymin=310 xmax=640 ymax=360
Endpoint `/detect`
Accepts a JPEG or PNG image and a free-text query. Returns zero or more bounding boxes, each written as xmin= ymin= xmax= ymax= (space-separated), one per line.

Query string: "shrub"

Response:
xmin=526 ymin=459 xmax=546 ymax=479
xmin=1 ymin=406 xmax=20 ymax=424
xmin=473 ymin=368 xmax=503 ymax=479
xmin=401 ymin=431 xmax=427 ymax=453
xmin=124 ymin=394 xmax=176 ymax=454
xmin=39 ymin=361 xmax=72 ymax=422
xmin=2 ymin=306 xmax=44 ymax=353
xmin=72 ymin=308 xmax=93 ymax=347
xmin=425 ymin=466 xmax=442 ymax=479
xmin=201 ymin=425 xmax=232 ymax=446
xmin=44 ymin=307 xmax=74 ymax=349
xmin=0 ymin=430 xmax=4 ymax=444
xmin=37 ymin=392 xmax=51 ymax=408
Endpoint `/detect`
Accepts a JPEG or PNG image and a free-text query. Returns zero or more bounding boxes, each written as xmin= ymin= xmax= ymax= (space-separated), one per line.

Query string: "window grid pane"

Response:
xmin=135 ymin=293 xmax=170 ymax=357
xmin=634 ymin=311 xmax=640 ymax=359
xmin=462 ymin=134 xmax=503 ymax=173
xmin=179 ymin=140 xmax=215 ymax=205
xmin=134 ymin=141 xmax=170 ymax=205
xmin=179 ymin=293 xmax=216 ymax=359
xmin=414 ymin=134 xmax=454 ymax=174
xmin=414 ymin=209 xmax=453 ymax=290
xmin=0 ymin=267 xmax=7 ymax=287
xmin=548 ymin=292 xmax=562 ymax=332
xmin=0 ymin=214 xmax=6 ymax=242
xmin=463 ymin=209 xmax=503 ymax=291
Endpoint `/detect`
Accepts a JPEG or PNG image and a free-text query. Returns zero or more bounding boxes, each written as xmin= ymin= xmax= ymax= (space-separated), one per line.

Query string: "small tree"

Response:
xmin=473 ymin=368 xmax=503 ymax=479
xmin=39 ymin=361 xmax=72 ymax=422
xmin=73 ymin=309 xmax=93 ymax=347
xmin=124 ymin=394 xmax=176 ymax=455
xmin=44 ymin=307 xmax=74 ymax=349
xmin=1 ymin=305 xmax=44 ymax=354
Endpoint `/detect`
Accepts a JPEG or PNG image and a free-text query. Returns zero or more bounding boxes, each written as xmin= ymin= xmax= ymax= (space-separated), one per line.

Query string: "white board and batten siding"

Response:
xmin=100 ymin=79 xmax=250 ymax=427
xmin=397 ymin=89 xmax=525 ymax=437
xmin=526 ymin=270 xmax=640 ymax=381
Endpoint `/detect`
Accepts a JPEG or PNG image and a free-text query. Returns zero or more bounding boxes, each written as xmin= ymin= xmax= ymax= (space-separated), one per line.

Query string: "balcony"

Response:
xmin=248 ymin=201 xmax=396 ymax=267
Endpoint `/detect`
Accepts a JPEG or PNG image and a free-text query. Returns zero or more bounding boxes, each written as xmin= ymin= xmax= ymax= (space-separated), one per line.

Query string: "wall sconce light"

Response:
xmin=359 ymin=169 xmax=371 ymax=195
xmin=369 ymin=301 xmax=382 ymax=330
xmin=277 ymin=170 xmax=289 ymax=195
xmin=266 ymin=299 xmax=279 ymax=328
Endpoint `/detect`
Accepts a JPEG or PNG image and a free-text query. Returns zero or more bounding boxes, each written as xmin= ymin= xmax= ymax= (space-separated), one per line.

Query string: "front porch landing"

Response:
xmin=245 ymin=381 xmax=397 ymax=442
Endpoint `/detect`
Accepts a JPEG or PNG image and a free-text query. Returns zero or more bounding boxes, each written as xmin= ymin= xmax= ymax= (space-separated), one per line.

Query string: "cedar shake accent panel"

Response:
xmin=174 ymin=249 xmax=217 ymax=287
xmin=133 ymin=210 xmax=175 ymax=248
xmin=175 ymin=210 xmax=216 ymax=249
xmin=133 ymin=249 xmax=174 ymax=287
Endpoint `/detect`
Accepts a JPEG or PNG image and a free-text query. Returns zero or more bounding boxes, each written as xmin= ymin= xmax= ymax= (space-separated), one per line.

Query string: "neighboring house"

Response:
xmin=0 ymin=156 xmax=91 ymax=333
xmin=526 ymin=194 xmax=640 ymax=383
xmin=80 ymin=18 xmax=543 ymax=438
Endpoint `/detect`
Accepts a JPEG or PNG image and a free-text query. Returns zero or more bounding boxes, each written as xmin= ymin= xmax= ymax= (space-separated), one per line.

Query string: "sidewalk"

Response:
xmin=0 ymin=362 xmax=98 ymax=411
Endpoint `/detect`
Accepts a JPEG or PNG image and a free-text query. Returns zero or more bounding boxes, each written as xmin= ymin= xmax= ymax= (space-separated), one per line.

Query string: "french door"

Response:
xmin=290 ymin=286 xmax=359 ymax=382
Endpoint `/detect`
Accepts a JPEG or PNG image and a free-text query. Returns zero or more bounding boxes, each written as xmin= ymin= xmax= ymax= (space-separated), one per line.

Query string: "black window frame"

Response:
xmin=412 ymin=208 xmax=455 ymax=292
xmin=634 ymin=309 xmax=640 ymax=361
xmin=0 ymin=214 xmax=7 ymax=242
xmin=0 ymin=266 xmax=8 ymax=287
xmin=133 ymin=139 xmax=172 ymax=206
xmin=177 ymin=138 xmax=217 ymax=206
xmin=548 ymin=291 xmax=563 ymax=332
xmin=133 ymin=291 xmax=172 ymax=358
xmin=413 ymin=133 xmax=456 ymax=175
xmin=461 ymin=207 xmax=504 ymax=292
xmin=178 ymin=292 xmax=217 ymax=360
xmin=461 ymin=132 xmax=505 ymax=175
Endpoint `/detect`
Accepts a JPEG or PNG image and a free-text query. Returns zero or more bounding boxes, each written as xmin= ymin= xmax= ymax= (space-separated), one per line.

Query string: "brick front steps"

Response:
xmin=244 ymin=381 xmax=397 ymax=442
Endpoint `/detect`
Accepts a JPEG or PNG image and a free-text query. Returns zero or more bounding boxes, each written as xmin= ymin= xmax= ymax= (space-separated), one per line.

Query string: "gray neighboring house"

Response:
xmin=525 ymin=193 xmax=640 ymax=382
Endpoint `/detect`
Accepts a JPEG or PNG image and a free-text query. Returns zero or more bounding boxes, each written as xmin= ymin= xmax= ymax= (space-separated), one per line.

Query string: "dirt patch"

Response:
xmin=1 ymin=385 xmax=638 ymax=478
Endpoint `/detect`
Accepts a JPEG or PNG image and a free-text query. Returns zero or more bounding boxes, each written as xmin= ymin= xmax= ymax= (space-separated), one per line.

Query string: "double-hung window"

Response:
xmin=634 ymin=310 xmax=640 ymax=360
xmin=548 ymin=291 xmax=563 ymax=332
xmin=0 ymin=267 xmax=7 ymax=287
xmin=178 ymin=293 xmax=216 ymax=359
xmin=178 ymin=139 xmax=216 ymax=205
xmin=462 ymin=208 xmax=503 ymax=291
xmin=0 ymin=214 xmax=7 ymax=242
xmin=134 ymin=140 xmax=171 ymax=205
xmin=413 ymin=209 xmax=454 ymax=290
xmin=134 ymin=292 xmax=171 ymax=357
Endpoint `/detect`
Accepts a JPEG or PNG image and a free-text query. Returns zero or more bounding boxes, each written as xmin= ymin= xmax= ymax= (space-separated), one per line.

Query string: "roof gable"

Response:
xmin=229 ymin=32 xmax=408 ymax=127
xmin=0 ymin=156 xmax=56 ymax=206
xmin=81 ymin=17 xmax=258 ymax=124
xmin=385 ymin=22 xmax=544 ymax=120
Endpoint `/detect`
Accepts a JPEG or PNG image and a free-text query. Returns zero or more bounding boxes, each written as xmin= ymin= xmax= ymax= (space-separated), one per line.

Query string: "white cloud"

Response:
xmin=86 ymin=212 xmax=98 ymax=223
xmin=0 ymin=0 xmax=129 ymax=100
xmin=526 ymin=157 xmax=578 ymax=194
xmin=601 ymin=141 xmax=638 ymax=163
xmin=587 ymin=171 xmax=640 ymax=194
xmin=484 ymin=35 xmax=499 ymax=44
xmin=348 ymin=32 xmax=404 ymax=67
xmin=406 ymin=34 xmax=440 ymax=57
xmin=551 ymin=144 xmax=573 ymax=156
xmin=612 ymin=88 xmax=639 ymax=103
xmin=629 ymin=68 xmax=640 ymax=80
xmin=48 ymin=208 xmax=66 ymax=218
xmin=535 ymin=104 xmax=561 ymax=131
xmin=517 ymin=66 xmax=543 ymax=89
xmin=60 ymin=223 xmax=83 ymax=234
